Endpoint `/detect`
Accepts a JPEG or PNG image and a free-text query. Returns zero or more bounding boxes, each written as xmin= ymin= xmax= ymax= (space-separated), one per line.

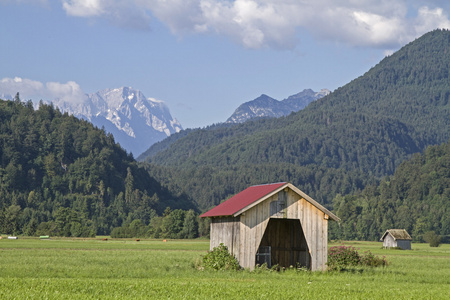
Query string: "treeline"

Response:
xmin=146 ymin=162 xmax=374 ymax=212
xmin=329 ymin=141 xmax=450 ymax=242
xmin=110 ymin=208 xmax=210 ymax=239
xmin=0 ymin=97 xmax=195 ymax=237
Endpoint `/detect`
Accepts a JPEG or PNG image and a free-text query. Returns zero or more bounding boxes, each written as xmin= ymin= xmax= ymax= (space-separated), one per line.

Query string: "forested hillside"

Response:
xmin=0 ymin=98 xmax=195 ymax=236
xmin=142 ymin=29 xmax=450 ymax=212
xmin=330 ymin=140 xmax=450 ymax=241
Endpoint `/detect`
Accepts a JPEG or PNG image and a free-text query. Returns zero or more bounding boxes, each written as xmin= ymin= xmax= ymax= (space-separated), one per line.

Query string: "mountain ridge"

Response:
xmin=138 ymin=89 xmax=330 ymax=161
xmin=226 ymin=88 xmax=330 ymax=123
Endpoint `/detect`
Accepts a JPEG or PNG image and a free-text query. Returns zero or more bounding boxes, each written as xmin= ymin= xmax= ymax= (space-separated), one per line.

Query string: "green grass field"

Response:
xmin=0 ymin=237 xmax=448 ymax=299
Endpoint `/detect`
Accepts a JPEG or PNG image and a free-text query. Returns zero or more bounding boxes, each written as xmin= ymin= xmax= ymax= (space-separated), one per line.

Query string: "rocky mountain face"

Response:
xmin=226 ymin=88 xmax=330 ymax=123
xmin=52 ymin=87 xmax=182 ymax=156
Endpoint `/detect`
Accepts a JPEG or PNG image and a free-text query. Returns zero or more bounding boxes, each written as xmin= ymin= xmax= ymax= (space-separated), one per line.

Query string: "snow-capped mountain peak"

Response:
xmin=52 ymin=87 xmax=182 ymax=156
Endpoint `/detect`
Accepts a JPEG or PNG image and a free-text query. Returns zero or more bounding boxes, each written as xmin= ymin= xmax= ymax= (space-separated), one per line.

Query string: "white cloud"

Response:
xmin=0 ymin=77 xmax=44 ymax=98
xmin=46 ymin=81 xmax=88 ymax=103
xmin=62 ymin=0 xmax=104 ymax=17
xmin=414 ymin=6 xmax=450 ymax=35
xmin=195 ymin=0 xmax=299 ymax=49
xmin=60 ymin=0 xmax=450 ymax=49
xmin=62 ymin=0 xmax=151 ymax=30
xmin=384 ymin=49 xmax=395 ymax=57
xmin=0 ymin=77 xmax=87 ymax=104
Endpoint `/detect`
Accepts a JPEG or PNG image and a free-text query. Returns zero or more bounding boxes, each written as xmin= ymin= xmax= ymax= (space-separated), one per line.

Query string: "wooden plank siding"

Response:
xmin=296 ymin=199 xmax=329 ymax=271
xmin=210 ymin=216 xmax=240 ymax=260
xmin=238 ymin=193 xmax=274 ymax=269
xmin=208 ymin=185 xmax=333 ymax=271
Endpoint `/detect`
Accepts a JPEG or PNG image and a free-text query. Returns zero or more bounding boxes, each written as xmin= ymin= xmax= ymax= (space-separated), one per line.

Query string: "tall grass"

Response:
xmin=0 ymin=238 xmax=448 ymax=299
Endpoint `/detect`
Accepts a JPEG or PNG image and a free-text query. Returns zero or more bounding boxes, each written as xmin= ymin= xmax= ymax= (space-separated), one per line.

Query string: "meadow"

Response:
xmin=0 ymin=237 xmax=448 ymax=299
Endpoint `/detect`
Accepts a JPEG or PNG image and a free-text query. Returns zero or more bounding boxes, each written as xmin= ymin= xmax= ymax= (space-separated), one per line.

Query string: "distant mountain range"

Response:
xmin=137 ymin=89 xmax=328 ymax=160
xmin=2 ymin=85 xmax=330 ymax=157
xmin=52 ymin=87 xmax=182 ymax=156
xmin=53 ymin=86 xmax=327 ymax=157
xmin=227 ymin=89 xmax=330 ymax=123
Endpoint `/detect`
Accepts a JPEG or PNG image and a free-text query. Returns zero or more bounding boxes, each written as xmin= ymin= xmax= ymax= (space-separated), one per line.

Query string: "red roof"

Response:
xmin=200 ymin=182 xmax=287 ymax=217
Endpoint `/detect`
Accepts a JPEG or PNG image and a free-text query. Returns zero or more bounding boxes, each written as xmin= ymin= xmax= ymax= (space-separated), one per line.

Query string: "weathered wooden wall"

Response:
xmin=237 ymin=188 xmax=329 ymax=271
xmin=295 ymin=196 xmax=329 ymax=271
xmin=237 ymin=192 xmax=272 ymax=269
xmin=396 ymin=240 xmax=411 ymax=250
xmin=383 ymin=234 xmax=396 ymax=248
xmin=210 ymin=216 xmax=240 ymax=258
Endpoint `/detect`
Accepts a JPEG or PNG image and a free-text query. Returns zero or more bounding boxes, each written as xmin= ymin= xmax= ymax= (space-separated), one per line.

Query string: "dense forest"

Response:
xmin=330 ymin=141 xmax=450 ymax=242
xmin=141 ymin=30 xmax=450 ymax=216
xmin=0 ymin=97 xmax=196 ymax=237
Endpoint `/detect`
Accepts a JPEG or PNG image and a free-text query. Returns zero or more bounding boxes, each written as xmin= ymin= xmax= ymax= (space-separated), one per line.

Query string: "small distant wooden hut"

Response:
xmin=380 ymin=229 xmax=412 ymax=250
xmin=200 ymin=182 xmax=340 ymax=271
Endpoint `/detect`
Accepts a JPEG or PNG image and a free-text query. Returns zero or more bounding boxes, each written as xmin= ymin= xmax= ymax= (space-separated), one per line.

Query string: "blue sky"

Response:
xmin=1 ymin=0 xmax=450 ymax=128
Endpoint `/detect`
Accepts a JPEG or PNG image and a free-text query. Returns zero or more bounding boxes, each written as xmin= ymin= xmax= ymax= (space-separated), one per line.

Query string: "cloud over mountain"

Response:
xmin=60 ymin=0 xmax=450 ymax=50
xmin=0 ymin=77 xmax=87 ymax=103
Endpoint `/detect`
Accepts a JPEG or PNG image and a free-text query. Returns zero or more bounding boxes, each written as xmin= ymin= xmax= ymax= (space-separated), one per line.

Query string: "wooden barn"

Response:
xmin=380 ymin=229 xmax=412 ymax=250
xmin=200 ymin=182 xmax=340 ymax=271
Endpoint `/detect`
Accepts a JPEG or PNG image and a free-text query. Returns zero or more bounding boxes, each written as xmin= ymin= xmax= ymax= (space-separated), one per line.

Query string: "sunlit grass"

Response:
xmin=0 ymin=238 xmax=448 ymax=299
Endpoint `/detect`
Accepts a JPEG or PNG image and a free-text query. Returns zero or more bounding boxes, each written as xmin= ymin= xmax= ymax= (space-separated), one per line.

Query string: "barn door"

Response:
xmin=257 ymin=218 xmax=311 ymax=269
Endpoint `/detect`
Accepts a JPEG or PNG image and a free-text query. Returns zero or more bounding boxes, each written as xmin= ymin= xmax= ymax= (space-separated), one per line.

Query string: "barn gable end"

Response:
xmin=202 ymin=183 xmax=340 ymax=271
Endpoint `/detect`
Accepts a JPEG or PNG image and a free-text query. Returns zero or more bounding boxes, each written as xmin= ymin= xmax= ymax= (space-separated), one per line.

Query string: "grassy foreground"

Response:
xmin=0 ymin=238 xmax=448 ymax=299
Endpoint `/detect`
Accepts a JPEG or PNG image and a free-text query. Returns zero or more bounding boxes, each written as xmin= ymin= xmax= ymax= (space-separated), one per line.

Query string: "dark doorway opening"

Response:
xmin=256 ymin=218 xmax=311 ymax=269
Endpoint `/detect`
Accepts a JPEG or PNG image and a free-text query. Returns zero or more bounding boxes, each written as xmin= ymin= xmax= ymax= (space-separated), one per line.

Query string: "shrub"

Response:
xmin=327 ymin=245 xmax=360 ymax=270
xmin=110 ymin=226 xmax=134 ymax=238
xmin=327 ymin=245 xmax=388 ymax=271
xmin=201 ymin=243 xmax=240 ymax=271
xmin=359 ymin=250 xmax=388 ymax=267
xmin=423 ymin=231 xmax=441 ymax=247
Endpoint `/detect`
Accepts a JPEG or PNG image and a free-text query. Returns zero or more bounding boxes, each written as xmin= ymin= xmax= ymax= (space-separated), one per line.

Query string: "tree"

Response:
xmin=180 ymin=209 xmax=198 ymax=239
xmin=125 ymin=167 xmax=134 ymax=204
xmin=423 ymin=231 xmax=441 ymax=247
xmin=54 ymin=207 xmax=71 ymax=236
xmin=160 ymin=213 xmax=174 ymax=238
xmin=129 ymin=219 xmax=146 ymax=237
xmin=198 ymin=217 xmax=210 ymax=238
xmin=14 ymin=92 xmax=20 ymax=103
xmin=2 ymin=205 xmax=22 ymax=234
xmin=70 ymin=222 xmax=83 ymax=237
xmin=44 ymin=153 xmax=58 ymax=177
xmin=148 ymin=216 xmax=163 ymax=238
xmin=24 ymin=218 xmax=38 ymax=236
